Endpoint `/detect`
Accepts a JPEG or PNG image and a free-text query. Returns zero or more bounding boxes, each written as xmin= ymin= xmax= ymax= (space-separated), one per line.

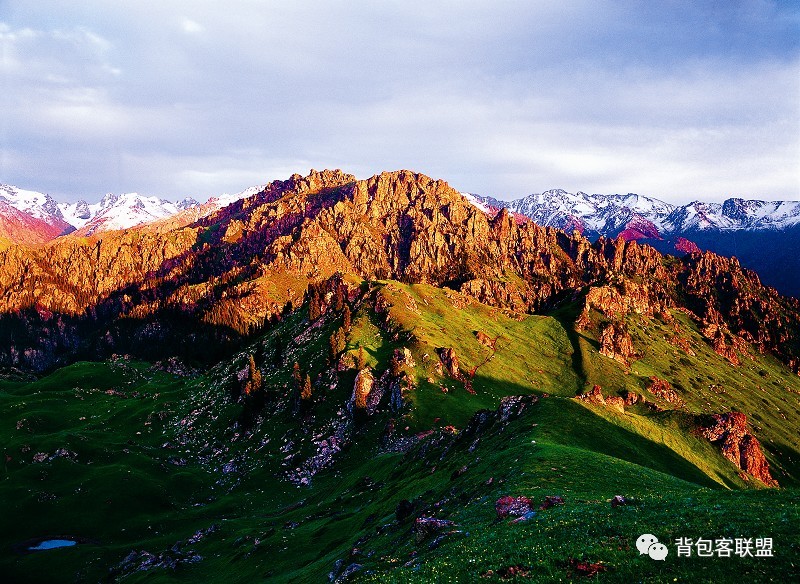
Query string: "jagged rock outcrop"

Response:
xmin=621 ymin=389 xmax=641 ymax=406
xmin=475 ymin=331 xmax=496 ymax=350
xmin=580 ymin=280 xmax=670 ymax=322
xmin=677 ymin=252 xmax=800 ymax=366
xmin=437 ymin=348 xmax=460 ymax=378
xmin=579 ymin=385 xmax=606 ymax=406
xmin=495 ymin=496 xmax=533 ymax=519
xmin=352 ymin=369 xmax=374 ymax=411
xmin=599 ymin=322 xmax=637 ymax=365
xmin=577 ymin=385 xmax=625 ymax=413
xmin=646 ymin=377 xmax=685 ymax=407
xmin=402 ymin=394 xmax=538 ymax=461
xmin=699 ymin=412 xmax=777 ymax=487
xmin=702 ymin=322 xmax=744 ymax=365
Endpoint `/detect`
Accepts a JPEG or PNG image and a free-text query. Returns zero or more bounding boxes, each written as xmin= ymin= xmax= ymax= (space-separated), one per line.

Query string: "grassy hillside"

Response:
xmin=1 ymin=279 xmax=799 ymax=582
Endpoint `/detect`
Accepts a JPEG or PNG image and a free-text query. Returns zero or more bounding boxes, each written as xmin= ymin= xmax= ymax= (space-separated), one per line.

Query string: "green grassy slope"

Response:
xmin=1 ymin=279 xmax=798 ymax=582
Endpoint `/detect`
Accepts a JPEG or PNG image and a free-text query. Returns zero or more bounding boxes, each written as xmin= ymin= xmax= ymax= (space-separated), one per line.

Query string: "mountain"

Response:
xmin=0 ymin=201 xmax=67 ymax=246
xmin=469 ymin=189 xmax=800 ymax=237
xmin=5 ymin=180 xmax=799 ymax=301
xmin=59 ymin=192 xmax=198 ymax=236
xmin=1 ymin=170 xmax=799 ymax=583
xmin=0 ymin=184 xmax=74 ymax=244
xmin=467 ymin=190 xmax=800 ymax=297
xmin=57 ymin=187 xmax=270 ymax=236
xmin=663 ymin=198 xmax=800 ymax=232
xmin=0 ymin=183 xmax=191 ymax=239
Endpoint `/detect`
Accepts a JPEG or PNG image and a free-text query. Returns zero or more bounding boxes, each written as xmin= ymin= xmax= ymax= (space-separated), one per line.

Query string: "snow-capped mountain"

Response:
xmin=59 ymin=192 xmax=202 ymax=235
xmin=207 ymin=184 xmax=267 ymax=210
xmin=659 ymin=199 xmax=800 ymax=233
xmin=0 ymin=184 xmax=74 ymax=243
xmin=0 ymin=184 xmax=71 ymax=229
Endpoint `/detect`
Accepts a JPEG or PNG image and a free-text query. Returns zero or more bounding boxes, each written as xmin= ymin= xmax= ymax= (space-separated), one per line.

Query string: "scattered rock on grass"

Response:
xmin=539 ymin=495 xmax=564 ymax=510
xmin=610 ymin=495 xmax=629 ymax=508
xmin=414 ymin=517 xmax=457 ymax=543
xmin=567 ymin=558 xmax=608 ymax=578
xmin=495 ymin=496 xmax=533 ymax=518
xmin=481 ymin=564 xmax=535 ymax=579
xmin=510 ymin=511 xmax=536 ymax=523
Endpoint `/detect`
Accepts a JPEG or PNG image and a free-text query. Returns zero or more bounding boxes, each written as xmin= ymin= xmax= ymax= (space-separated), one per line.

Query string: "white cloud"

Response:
xmin=181 ymin=19 xmax=204 ymax=35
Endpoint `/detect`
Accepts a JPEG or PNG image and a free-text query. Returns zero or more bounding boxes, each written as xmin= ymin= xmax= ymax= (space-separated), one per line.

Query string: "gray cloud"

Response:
xmin=1 ymin=1 xmax=798 ymax=202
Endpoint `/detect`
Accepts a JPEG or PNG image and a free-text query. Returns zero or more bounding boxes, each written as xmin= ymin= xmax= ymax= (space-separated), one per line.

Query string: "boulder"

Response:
xmin=413 ymin=517 xmax=456 ymax=543
xmin=599 ymin=321 xmax=637 ymax=364
xmin=495 ymin=496 xmax=533 ymax=519
xmin=647 ymin=376 xmax=685 ymax=407
xmin=438 ymin=347 xmax=460 ymax=378
xmin=352 ymin=369 xmax=374 ymax=410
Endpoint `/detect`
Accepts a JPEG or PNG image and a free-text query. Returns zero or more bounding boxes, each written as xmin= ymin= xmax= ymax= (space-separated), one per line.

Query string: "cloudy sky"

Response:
xmin=1 ymin=1 xmax=798 ymax=203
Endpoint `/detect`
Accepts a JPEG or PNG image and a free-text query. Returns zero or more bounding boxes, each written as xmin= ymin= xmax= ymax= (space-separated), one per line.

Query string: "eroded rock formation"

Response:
xmin=699 ymin=412 xmax=777 ymax=487
xmin=599 ymin=322 xmax=637 ymax=365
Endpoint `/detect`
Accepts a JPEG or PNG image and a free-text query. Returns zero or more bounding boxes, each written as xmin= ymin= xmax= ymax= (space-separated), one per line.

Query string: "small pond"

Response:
xmin=28 ymin=539 xmax=78 ymax=551
xmin=13 ymin=536 xmax=89 ymax=554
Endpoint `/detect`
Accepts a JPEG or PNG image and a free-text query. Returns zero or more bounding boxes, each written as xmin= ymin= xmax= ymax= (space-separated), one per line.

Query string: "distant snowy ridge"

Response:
xmin=464 ymin=189 xmax=800 ymax=236
xmin=59 ymin=193 xmax=192 ymax=234
xmin=208 ymin=184 xmax=267 ymax=210
xmin=0 ymin=182 xmax=268 ymax=238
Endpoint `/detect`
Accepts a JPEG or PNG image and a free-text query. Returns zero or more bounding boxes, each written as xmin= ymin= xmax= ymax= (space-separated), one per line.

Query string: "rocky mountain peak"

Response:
xmin=721 ymin=198 xmax=750 ymax=222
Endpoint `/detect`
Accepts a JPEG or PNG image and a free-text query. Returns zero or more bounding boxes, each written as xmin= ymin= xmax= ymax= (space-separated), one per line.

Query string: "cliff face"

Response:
xmin=0 ymin=169 xmax=798 ymax=372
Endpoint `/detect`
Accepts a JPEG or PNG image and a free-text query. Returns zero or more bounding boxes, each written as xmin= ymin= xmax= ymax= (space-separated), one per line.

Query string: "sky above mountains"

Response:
xmin=1 ymin=1 xmax=798 ymax=203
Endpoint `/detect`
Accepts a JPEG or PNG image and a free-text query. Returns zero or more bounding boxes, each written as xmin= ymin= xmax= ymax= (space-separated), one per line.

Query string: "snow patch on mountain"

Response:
xmin=208 ymin=184 xmax=266 ymax=210
xmin=460 ymin=192 xmax=492 ymax=213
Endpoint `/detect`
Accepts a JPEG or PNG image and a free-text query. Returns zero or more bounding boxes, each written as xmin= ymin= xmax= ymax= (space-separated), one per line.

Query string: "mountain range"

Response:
xmin=3 ymin=180 xmax=798 ymax=298
xmin=468 ymin=189 xmax=800 ymax=235
xmin=1 ymin=170 xmax=799 ymax=582
xmin=467 ymin=189 xmax=800 ymax=297
xmin=0 ymin=182 xmax=263 ymax=243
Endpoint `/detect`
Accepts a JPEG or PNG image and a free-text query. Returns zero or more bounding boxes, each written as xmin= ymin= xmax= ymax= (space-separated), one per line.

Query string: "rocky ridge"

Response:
xmin=0 ymin=170 xmax=797 ymax=374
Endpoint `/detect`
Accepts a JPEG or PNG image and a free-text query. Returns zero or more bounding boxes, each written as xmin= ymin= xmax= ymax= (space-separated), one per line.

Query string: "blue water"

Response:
xmin=28 ymin=539 xmax=77 ymax=551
